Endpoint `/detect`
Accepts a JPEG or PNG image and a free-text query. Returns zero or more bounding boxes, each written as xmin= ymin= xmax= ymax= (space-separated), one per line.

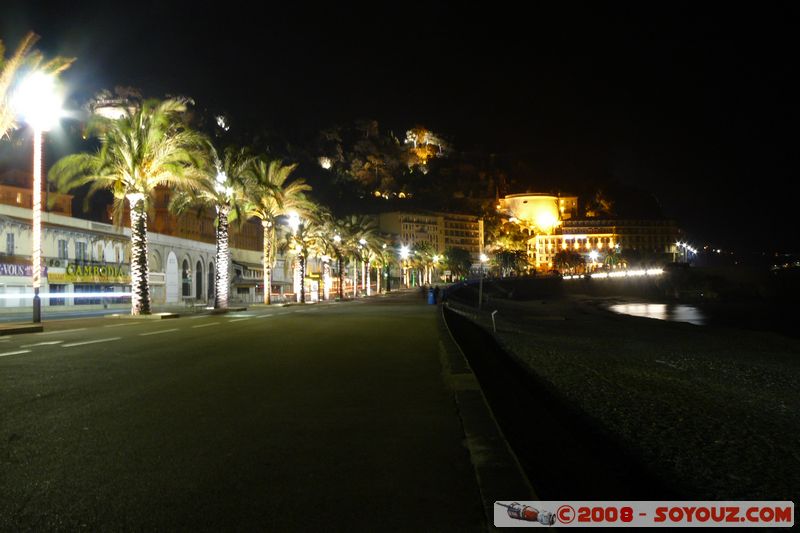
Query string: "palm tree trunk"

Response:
xmin=299 ymin=254 xmax=306 ymax=303
xmin=262 ymin=221 xmax=272 ymax=305
xmin=323 ymin=260 xmax=331 ymax=300
xmin=376 ymin=262 xmax=381 ymax=293
xmin=128 ymin=194 xmax=151 ymax=315
xmin=352 ymin=258 xmax=357 ymax=298
xmin=366 ymin=260 xmax=371 ymax=296
xmin=214 ymin=204 xmax=230 ymax=309
xmin=337 ymin=253 xmax=344 ymax=299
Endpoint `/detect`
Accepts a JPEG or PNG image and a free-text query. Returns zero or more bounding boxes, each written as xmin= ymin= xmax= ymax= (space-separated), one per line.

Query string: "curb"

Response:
xmin=106 ymin=312 xmax=180 ymax=320
xmin=0 ymin=323 xmax=44 ymax=335
xmin=437 ymin=304 xmax=537 ymax=528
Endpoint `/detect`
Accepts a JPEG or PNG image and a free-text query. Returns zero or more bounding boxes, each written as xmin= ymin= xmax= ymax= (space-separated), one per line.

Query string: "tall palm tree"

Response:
xmin=340 ymin=215 xmax=378 ymax=297
xmin=312 ymin=209 xmax=340 ymax=300
xmin=244 ymin=159 xmax=311 ymax=304
xmin=1 ymin=32 xmax=73 ymax=139
xmin=281 ymin=208 xmax=326 ymax=303
xmin=170 ymin=144 xmax=254 ymax=309
xmin=49 ymin=98 xmax=206 ymax=314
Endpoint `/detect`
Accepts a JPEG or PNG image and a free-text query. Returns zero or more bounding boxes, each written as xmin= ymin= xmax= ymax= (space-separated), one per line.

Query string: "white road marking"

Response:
xmin=35 ymin=328 xmax=86 ymax=336
xmin=139 ymin=328 xmax=179 ymax=336
xmin=228 ymin=318 xmax=250 ymax=323
xmin=192 ymin=322 xmax=220 ymax=328
xmin=0 ymin=349 xmax=32 ymax=357
xmin=21 ymin=340 xmax=64 ymax=348
xmin=188 ymin=315 xmax=208 ymax=319
xmin=63 ymin=337 xmax=121 ymax=348
xmin=254 ymin=314 xmax=272 ymax=319
xmin=104 ymin=322 xmax=139 ymax=328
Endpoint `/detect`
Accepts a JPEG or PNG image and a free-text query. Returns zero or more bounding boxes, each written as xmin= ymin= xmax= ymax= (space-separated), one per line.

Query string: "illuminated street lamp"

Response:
xmin=359 ymin=238 xmax=368 ymax=295
xmin=333 ymin=234 xmax=344 ymax=299
xmin=287 ymin=211 xmax=304 ymax=302
xmin=13 ymin=72 xmax=63 ymax=323
xmin=478 ymin=253 xmax=488 ymax=310
xmin=400 ymin=245 xmax=410 ymax=287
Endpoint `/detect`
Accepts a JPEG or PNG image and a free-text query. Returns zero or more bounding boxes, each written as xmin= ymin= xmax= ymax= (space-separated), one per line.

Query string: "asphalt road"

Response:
xmin=0 ymin=293 xmax=485 ymax=531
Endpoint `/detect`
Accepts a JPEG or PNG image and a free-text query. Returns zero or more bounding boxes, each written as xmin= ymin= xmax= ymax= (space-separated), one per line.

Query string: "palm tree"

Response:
xmin=281 ymin=209 xmax=325 ymax=303
xmin=1 ymin=32 xmax=73 ymax=139
xmin=312 ymin=210 xmax=341 ymax=300
xmin=49 ymin=98 xmax=206 ymax=314
xmin=244 ymin=159 xmax=311 ymax=304
xmin=170 ymin=144 xmax=254 ymax=309
xmin=414 ymin=241 xmax=436 ymax=285
xmin=340 ymin=215 xmax=378 ymax=297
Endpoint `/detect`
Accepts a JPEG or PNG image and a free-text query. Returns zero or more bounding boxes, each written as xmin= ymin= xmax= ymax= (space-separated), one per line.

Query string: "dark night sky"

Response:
xmin=2 ymin=1 xmax=798 ymax=251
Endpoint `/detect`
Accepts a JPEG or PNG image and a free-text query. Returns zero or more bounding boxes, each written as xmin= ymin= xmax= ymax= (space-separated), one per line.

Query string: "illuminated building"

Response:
xmin=0 ymin=183 xmax=296 ymax=308
xmin=498 ymin=193 xmax=679 ymax=270
xmin=378 ymin=211 xmax=485 ymax=259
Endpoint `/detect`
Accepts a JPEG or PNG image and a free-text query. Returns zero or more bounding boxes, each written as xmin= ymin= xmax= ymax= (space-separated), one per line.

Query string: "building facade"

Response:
xmin=0 ymin=186 xmax=295 ymax=309
xmin=498 ymin=192 xmax=679 ymax=270
xmin=378 ymin=211 xmax=484 ymax=259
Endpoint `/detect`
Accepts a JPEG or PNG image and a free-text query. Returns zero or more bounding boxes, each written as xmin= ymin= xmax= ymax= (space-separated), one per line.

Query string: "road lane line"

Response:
xmin=228 ymin=318 xmax=250 ymax=323
xmin=0 ymin=349 xmax=32 ymax=357
xmin=63 ymin=337 xmax=121 ymax=348
xmin=35 ymin=328 xmax=86 ymax=336
xmin=139 ymin=328 xmax=179 ymax=336
xmin=254 ymin=314 xmax=272 ymax=318
xmin=104 ymin=322 xmax=139 ymax=328
xmin=188 ymin=315 xmax=208 ymax=319
xmin=21 ymin=341 xmax=64 ymax=348
xmin=192 ymin=322 xmax=220 ymax=328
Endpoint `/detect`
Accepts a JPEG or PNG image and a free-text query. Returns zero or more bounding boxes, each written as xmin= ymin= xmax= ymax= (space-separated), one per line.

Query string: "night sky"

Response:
xmin=2 ymin=1 xmax=798 ymax=252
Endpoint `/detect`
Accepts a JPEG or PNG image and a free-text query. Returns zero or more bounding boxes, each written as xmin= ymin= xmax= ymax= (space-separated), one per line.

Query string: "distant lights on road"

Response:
xmin=562 ymin=268 xmax=664 ymax=281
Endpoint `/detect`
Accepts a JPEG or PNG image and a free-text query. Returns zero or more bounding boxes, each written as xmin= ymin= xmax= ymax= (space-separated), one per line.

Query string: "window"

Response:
xmin=74 ymin=284 xmax=101 ymax=305
xmin=6 ymin=233 xmax=13 ymax=255
xmin=58 ymin=240 xmax=68 ymax=259
xmin=49 ymin=284 xmax=65 ymax=306
xmin=75 ymin=242 xmax=88 ymax=261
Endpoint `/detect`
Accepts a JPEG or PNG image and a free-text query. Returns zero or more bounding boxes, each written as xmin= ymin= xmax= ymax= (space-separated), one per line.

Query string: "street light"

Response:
xmin=478 ymin=253 xmax=488 ymax=310
xmin=286 ymin=211 xmax=304 ymax=302
xmin=400 ymin=245 xmax=410 ymax=287
xmin=333 ymin=234 xmax=344 ymax=299
xmin=13 ymin=72 xmax=63 ymax=323
xmin=358 ymin=238 xmax=369 ymax=295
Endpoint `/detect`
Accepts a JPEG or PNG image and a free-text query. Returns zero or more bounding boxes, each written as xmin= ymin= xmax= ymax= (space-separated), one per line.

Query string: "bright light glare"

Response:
xmin=400 ymin=245 xmax=410 ymax=259
xmin=0 ymin=292 xmax=132 ymax=299
xmin=13 ymin=72 xmax=63 ymax=131
xmin=589 ymin=251 xmax=599 ymax=261
xmin=287 ymin=211 xmax=300 ymax=232
xmin=480 ymin=253 xmax=488 ymax=262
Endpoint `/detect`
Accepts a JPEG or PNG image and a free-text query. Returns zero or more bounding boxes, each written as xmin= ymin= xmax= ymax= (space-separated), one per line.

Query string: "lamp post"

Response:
xmin=400 ymin=245 xmax=410 ymax=288
xmin=589 ymin=250 xmax=599 ymax=273
xmin=287 ymin=211 xmax=304 ymax=303
xmin=13 ymin=72 xmax=63 ymax=323
xmin=333 ymin=234 xmax=344 ymax=299
xmin=478 ymin=253 xmax=488 ymax=310
xmin=359 ymin=238 xmax=369 ymax=295
xmin=383 ymin=243 xmax=390 ymax=293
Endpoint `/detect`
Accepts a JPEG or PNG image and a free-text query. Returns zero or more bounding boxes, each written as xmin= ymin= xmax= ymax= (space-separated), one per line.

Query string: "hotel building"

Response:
xmin=498 ymin=193 xmax=679 ymax=270
xmin=377 ymin=211 xmax=485 ymax=259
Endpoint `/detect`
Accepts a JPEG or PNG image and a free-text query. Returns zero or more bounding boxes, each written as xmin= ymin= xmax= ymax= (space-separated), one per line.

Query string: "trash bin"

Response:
xmin=427 ymin=287 xmax=436 ymax=305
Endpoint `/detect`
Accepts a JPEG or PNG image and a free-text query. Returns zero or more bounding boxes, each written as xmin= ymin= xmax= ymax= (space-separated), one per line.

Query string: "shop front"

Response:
xmin=46 ymin=261 xmax=131 ymax=306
